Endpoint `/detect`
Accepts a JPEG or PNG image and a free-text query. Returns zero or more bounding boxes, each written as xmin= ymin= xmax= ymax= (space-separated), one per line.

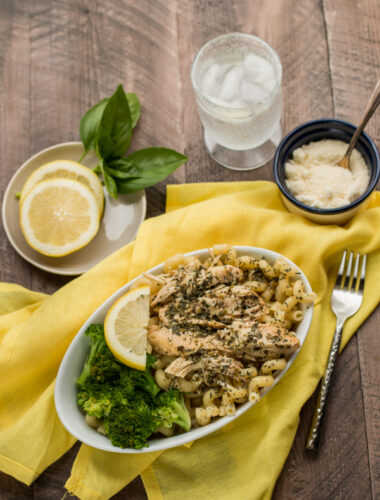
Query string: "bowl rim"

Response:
xmin=54 ymin=245 xmax=314 ymax=454
xmin=273 ymin=118 xmax=380 ymax=215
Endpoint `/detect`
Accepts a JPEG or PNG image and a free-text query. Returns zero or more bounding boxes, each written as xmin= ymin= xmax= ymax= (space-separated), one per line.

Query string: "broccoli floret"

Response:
xmin=153 ymin=388 xmax=191 ymax=432
xmin=77 ymin=326 xmax=160 ymax=397
xmin=103 ymin=392 xmax=159 ymax=449
xmin=76 ymin=324 xmax=122 ymax=387
xmin=122 ymin=354 xmax=160 ymax=398
xmin=77 ymin=379 xmax=114 ymax=418
xmin=99 ymin=387 xmax=191 ymax=449
xmin=77 ymin=376 xmax=135 ymax=419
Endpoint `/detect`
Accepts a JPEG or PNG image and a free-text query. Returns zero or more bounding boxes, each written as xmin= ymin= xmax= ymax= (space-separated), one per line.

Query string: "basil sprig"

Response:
xmin=79 ymin=84 xmax=187 ymax=198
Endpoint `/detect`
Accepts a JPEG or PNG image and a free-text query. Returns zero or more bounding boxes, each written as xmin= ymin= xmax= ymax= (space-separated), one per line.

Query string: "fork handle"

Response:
xmin=306 ymin=322 xmax=344 ymax=451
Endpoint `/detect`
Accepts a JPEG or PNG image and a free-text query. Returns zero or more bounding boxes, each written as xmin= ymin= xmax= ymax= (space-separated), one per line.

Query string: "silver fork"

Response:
xmin=306 ymin=250 xmax=367 ymax=451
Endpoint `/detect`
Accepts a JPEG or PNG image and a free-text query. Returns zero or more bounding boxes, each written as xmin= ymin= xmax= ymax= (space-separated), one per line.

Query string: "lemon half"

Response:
xmin=20 ymin=178 xmax=100 ymax=257
xmin=104 ymin=286 xmax=150 ymax=370
xmin=20 ymin=159 xmax=104 ymax=216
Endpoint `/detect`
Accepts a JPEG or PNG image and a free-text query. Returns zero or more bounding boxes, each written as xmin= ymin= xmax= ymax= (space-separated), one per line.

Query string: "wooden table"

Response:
xmin=1 ymin=1 xmax=379 ymax=498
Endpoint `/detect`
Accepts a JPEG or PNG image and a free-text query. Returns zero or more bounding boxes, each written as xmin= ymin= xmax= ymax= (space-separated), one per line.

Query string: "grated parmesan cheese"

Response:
xmin=284 ymin=139 xmax=370 ymax=209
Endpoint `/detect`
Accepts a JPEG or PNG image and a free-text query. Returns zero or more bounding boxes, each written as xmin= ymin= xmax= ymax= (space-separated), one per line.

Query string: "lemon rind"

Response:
xmin=104 ymin=286 xmax=150 ymax=371
xmin=20 ymin=159 xmax=104 ymax=218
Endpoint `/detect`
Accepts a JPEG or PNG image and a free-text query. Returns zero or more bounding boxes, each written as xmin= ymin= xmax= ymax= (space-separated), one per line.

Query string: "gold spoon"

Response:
xmin=338 ymin=77 xmax=380 ymax=169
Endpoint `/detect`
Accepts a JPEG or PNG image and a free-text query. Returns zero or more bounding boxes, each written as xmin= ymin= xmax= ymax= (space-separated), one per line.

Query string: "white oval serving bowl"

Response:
xmin=54 ymin=246 xmax=314 ymax=453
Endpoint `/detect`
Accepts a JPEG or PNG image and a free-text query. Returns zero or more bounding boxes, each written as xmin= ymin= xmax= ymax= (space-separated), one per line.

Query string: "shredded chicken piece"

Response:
xmin=165 ymin=355 xmax=243 ymax=379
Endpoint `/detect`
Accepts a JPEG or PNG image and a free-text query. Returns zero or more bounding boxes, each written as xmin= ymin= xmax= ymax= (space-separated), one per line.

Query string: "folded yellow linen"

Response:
xmin=0 ymin=181 xmax=379 ymax=500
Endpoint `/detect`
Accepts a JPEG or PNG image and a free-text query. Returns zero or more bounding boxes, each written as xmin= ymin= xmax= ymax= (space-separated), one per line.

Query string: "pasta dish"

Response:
xmin=137 ymin=244 xmax=316 ymax=431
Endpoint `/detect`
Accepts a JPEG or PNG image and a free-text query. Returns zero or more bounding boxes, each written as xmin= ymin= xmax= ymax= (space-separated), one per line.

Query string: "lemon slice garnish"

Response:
xmin=20 ymin=159 xmax=104 ymax=216
xmin=104 ymin=286 xmax=150 ymax=370
xmin=20 ymin=178 xmax=100 ymax=257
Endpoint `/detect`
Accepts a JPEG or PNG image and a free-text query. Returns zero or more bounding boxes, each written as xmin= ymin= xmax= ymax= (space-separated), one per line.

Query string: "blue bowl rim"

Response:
xmin=273 ymin=118 xmax=380 ymax=215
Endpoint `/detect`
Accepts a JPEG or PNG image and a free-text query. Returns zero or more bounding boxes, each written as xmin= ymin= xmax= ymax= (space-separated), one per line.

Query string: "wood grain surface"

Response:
xmin=0 ymin=0 xmax=379 ymax=499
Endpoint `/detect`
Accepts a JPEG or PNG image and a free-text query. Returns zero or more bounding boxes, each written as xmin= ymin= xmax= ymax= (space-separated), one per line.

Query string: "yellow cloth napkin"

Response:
xmin=1 ymin=181 xmax=379 ymax=500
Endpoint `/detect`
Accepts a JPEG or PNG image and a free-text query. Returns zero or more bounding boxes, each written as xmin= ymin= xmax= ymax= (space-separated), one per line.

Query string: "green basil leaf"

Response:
xmin=101 ymin=162 xmax=118 ymax=199
xmin=96 ymin=85 xmax=132 ymax=160
xmin=79 ymin=98 xmax=108 ymax=154
xmin=80 ymin=91 xmax=138 ymax=158
xmin=126 ymin=93 xmax=140 ymax=128
xmin=106 ymin=166 xmax=141 ymax=180
xmin=116 ymin=148 xmax=187 ymax=194
xmin=108 ymin=157 xmax=135 ymax=171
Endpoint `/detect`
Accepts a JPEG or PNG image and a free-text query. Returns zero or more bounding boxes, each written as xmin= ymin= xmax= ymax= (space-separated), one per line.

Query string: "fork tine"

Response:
xmin=343 ymin=251 xmax=354 ymax=289
xmin=357 ymin=254 xmax=367 ymax=293
xmin=352 ymin=253 xmax=361 ymax=291
xmin=335 ymin=250 xmax=347 ymax=287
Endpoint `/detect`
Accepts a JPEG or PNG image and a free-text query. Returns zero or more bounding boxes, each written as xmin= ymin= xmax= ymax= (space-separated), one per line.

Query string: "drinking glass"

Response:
xmin=191 ymin=33 xmax=282 ymax=170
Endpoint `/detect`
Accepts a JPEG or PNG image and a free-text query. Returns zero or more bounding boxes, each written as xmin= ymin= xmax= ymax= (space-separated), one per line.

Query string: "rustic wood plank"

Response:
xmin=0 ymin=3 xmax=35 ymax=493
xmin=26 ymin=0 xmax=90 ymax=294
xmin=0 ymin=1 xmax=32 ymax=287
xmin=0 ymin=474 xmax=33 ymax=500
xmin=323 ymin=0 xmax=380 ymax=143
xmin=323 ymin=1 xmax=380 ymax=498
xmin=356 ymin=307 xmax=380 ymax=500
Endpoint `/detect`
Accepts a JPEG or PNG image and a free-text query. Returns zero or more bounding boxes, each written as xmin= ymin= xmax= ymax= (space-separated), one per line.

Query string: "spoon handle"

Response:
xmin=345 ymin=78 xmax=380 ymax=160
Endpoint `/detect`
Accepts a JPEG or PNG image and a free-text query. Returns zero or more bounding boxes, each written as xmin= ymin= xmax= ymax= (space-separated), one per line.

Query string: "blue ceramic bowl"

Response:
xmin=273 ymin=119 xmax=380 ymax=224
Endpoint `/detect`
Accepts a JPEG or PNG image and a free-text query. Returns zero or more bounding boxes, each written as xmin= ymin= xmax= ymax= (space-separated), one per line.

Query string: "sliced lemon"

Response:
xmin=20 ymin=160 xmax=104 ymax=216
xmin=20 ymin=178 xmax=100 ymax=257
xmin=104 ymin=286 xmax=150 ymax=370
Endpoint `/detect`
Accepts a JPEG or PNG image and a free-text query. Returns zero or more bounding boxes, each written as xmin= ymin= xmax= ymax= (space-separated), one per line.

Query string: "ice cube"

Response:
xmin=207 ymin=95 xmax=230 ymax=107
xmin=219 ymin=66 xmax=244 ymax=102
xmin=201 ymin=63 xmax=220 ymax=96
xmin=244 ymin=54 xmax=265 ymax=76
xmin=262 ymin=78 xmax=277 ymax=92
xmin=244 ymin=53 xmax=275 ymax=84
xmin=240 ymin=79 xmax=270 ymax=103
xmin=228 ymin=97 xmax=247 ymax=108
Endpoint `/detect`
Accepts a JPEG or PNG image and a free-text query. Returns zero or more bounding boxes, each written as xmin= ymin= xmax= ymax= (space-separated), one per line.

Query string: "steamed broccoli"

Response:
xmin=77 ymin=379 xmax=115 ymax=418
xmin=124 ymin=353 xmax=160 ymax=398
xmin=102 ymin=387 xmax=191 ymax=448
xmin=153 ymin=388 xmax=191 ymax=432
xmin=103 ymin=392 xmax=159 ymax=449
xmin=76 ymin=324 xmax=191 ymax=449
xmin=76 ymin=324 xmax=121 ymax=386
xmin=77 ymin=325 xmax=160 ymax=396
xmin=76 ymin=326 xmax=160 ymax=420
xmin=77 ymin=373 xmax=136 ymax=419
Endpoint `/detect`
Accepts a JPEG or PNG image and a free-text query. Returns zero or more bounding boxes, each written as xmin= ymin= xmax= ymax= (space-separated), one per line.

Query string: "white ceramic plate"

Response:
xmin=55 ymin=246 xmax=314 ymax=453
xmin=1 ymin=142 xmax=146 ymax=275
